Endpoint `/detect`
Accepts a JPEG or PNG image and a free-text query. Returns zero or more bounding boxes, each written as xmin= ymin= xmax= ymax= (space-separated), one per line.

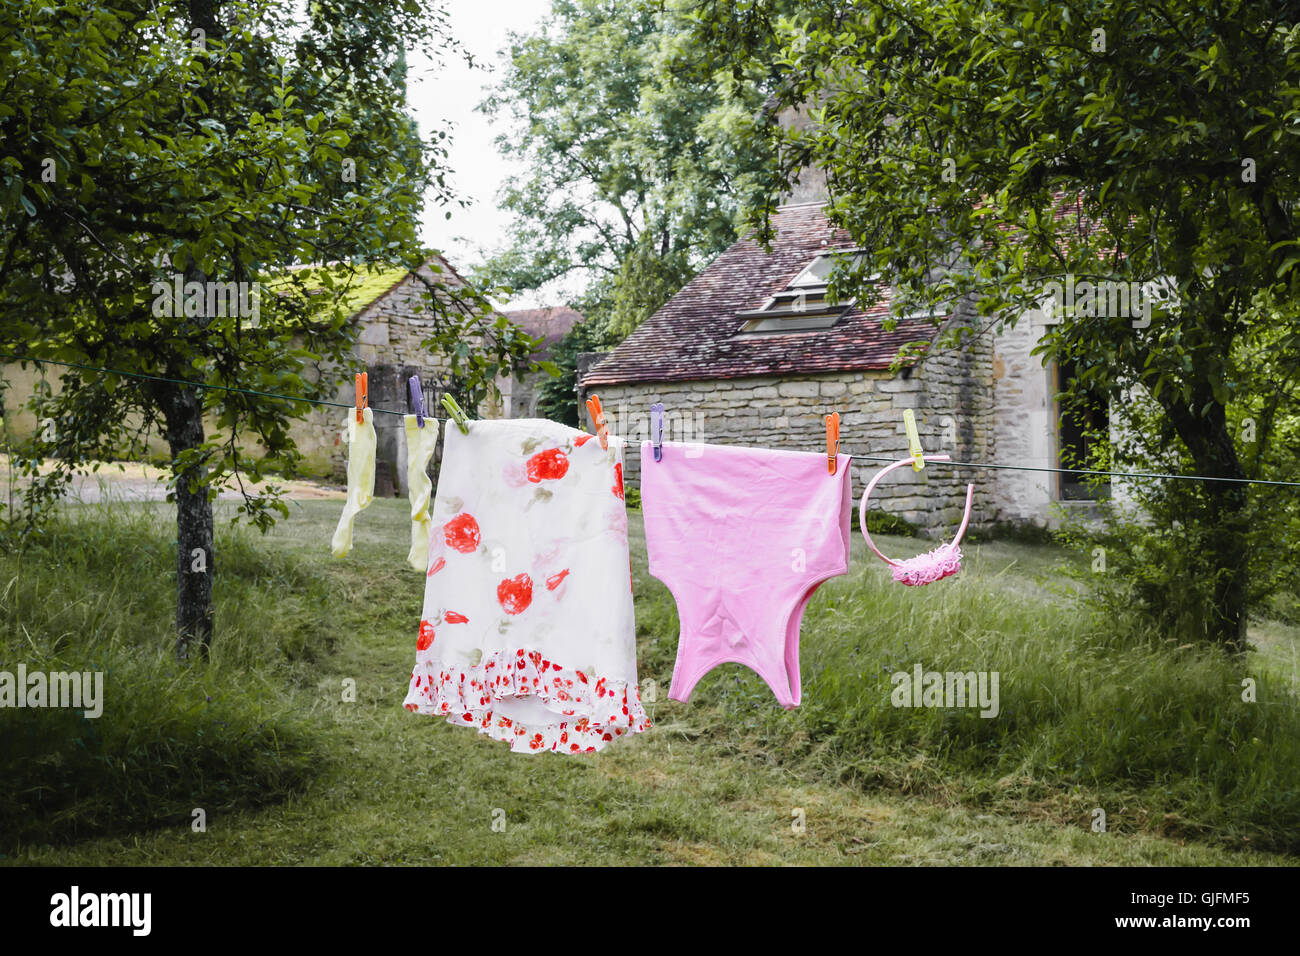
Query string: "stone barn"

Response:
xmin=292 ymin=258 xmax=568 ymax=495
xmin=577 ymin=201 xmax=1104 ymax=534
xmin=498 ymin=306 xmax=583 ymax=418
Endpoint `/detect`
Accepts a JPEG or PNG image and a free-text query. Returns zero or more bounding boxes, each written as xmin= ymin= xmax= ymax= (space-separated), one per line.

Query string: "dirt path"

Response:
xmin=0 ymin=455 xmax=346 ymax=503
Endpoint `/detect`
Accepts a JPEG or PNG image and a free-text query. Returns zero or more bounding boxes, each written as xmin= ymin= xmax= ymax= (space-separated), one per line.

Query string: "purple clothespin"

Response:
xmin=651 ymin=402 xmax=664 ymax=462
xmin=408 ymin=375 xmax=425 ymax=428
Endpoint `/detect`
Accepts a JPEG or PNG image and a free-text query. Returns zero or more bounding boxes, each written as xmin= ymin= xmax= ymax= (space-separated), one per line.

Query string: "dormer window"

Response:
xmin=735 ymin=251 xmax=869 ymax=333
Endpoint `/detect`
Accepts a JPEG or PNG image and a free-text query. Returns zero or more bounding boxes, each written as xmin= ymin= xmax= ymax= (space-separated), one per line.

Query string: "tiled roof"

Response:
xmin=579 ymin=203 xmax=940 ymax=387
xmin=503 ymin=306 xmax=584 ymax=359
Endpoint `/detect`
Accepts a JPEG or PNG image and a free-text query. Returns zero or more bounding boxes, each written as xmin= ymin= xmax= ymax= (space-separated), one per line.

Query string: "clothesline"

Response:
xmin=843 ymin=454 xmax=1300 ymax=489
xmin=4 ymin=351 xmax=1299 ymax=489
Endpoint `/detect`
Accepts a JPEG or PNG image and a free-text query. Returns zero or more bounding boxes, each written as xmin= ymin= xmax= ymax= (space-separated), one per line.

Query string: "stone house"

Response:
xmin=577 ymin=201 xmax=1103 ymax=534
xmin=292 ymin=255 xmax=470 ymax=495
xmin=0 ymin=255 xmax=559 ymax=497
xmin=294 ymin=260 xmax=576 ymax=495
xmin=498 ymin=307 xmax=583 ymax=418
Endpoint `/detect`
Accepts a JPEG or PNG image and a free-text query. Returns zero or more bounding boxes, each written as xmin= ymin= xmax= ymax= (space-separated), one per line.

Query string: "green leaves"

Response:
xmin=687 ymin=0 xmax=1300 ymax=645
xmin=0 ymin=0 xmax=478 ymax=555
xmin=475 ymin=0 xmax=772 ymax=328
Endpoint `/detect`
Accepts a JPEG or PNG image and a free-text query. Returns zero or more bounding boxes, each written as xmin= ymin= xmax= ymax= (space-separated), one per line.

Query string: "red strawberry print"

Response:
xmin=573 ymin=434 xmax=593 ymax=447
xmin=546 ymin=569 xmax=570 ymax=591
xmin=444 ymin=611 xmax=469 ymax=624
xmin=427 ymin=556 xmax=446 ymax=577
xmin=443 ymin=513 xmax=481 ymax=553
xmin=417 ymin=620 xmax=436 ymax=651
xmin=612 ymin=462 xmax=624 ymax=499
xmin=525 ymin=448 xmax=569 ymax=482
xmin=497 ymin=573 xmax=534 ymax=615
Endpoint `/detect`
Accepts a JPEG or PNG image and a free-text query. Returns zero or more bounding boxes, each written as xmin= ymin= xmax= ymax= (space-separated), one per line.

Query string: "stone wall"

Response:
xmin=989 ymin=311 xmax=1062 ymax=526
xmin=1 ymin=259 xmax=513 ymax=497
xmin=295 ymin=261 xmax=466 ymax=489
xmin=583 ymin=313 xmax=998 ymax=536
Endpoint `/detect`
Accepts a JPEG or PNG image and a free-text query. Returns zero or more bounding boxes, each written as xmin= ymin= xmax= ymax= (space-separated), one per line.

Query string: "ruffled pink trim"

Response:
xmin=403 ymin=647 xmax=651 ymax=754
xmin=892 ymin=542 xmax=962 ymax=586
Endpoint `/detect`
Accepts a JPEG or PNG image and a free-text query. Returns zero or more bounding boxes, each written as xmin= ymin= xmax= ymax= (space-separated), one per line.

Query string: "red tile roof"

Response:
xmin=503 ymin=306 xmax=583 ymax=358
xmin=579 ymin=203 xmax=940 ymax=387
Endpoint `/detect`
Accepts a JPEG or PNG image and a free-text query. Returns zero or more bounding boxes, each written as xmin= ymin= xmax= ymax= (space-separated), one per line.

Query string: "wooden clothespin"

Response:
xmin=651 ymin=402 xmax=664 ymax=462
xmin=903 ymin=408 xmax=924 ymax=472
xmin=586 ymin=394 xmax=608 ymax=450
xmin=408 ymin=375 xmax=425 ymax=428
xmin=825 ymin=412 xmax=841 ymax=475
xmin=441 ymin=394 xmax=470 ymax=435
xmin=354 ymin=371 xmax=368 ymax=423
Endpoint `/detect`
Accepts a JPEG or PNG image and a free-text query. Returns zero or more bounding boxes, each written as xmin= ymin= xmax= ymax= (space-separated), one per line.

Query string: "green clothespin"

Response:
xmin=903 ymin=408 xmax=925 ymax=472
xmin=441 ymin=395 xmax=470 ymax=434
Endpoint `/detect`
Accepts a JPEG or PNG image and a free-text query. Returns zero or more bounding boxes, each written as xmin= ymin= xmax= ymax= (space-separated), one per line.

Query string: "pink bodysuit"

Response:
xmin=640 ymin=440 xmax=853 ymax=709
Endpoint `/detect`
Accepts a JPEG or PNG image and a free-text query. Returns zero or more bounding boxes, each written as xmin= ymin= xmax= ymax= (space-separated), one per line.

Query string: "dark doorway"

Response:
xmin=1055 ymin=359 xmax=1110 ymax=500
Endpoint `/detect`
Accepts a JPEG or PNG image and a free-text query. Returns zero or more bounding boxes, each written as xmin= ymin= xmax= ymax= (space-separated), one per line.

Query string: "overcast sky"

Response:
xmin=407 ymin=0 xmax=555 ymax=309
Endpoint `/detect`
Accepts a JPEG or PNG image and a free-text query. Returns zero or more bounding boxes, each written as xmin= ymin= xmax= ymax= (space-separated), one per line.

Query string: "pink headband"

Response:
xmin=859 ymin=456 xmax=975 ymax=586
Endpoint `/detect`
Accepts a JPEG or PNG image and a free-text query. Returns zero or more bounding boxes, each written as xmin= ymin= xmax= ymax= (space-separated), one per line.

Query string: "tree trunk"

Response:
xmin=1164 ymin=396 xmax=1250 ymax=652
xmin=160 ymin=382 xmax=214 ymax=661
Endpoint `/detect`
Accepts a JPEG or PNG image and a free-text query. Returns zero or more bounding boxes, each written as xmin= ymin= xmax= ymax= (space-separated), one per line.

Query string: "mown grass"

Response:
xmin=649 ymin=532 xmax=1300 ymax=854
xmin=0 ymin=504 xmax=341 ymax=844
xmin=1 ymin=497 xmax=1297 ymax=864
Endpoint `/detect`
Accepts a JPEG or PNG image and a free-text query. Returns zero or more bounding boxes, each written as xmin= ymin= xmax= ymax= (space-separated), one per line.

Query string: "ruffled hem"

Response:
xmin=402 ymin=647 xmax=651 ymax=754
xmin=892 ymin=542 xmax=962 ymax=586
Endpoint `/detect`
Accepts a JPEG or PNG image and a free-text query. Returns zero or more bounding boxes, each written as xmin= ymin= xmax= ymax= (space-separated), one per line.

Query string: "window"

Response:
xmin=1055 ymin=358 xmax=1110 ymax=500
xmin=787 ymin=254 xmax=840 ymax=288
xmin=734 ymin=251 xmax=869 ymax=333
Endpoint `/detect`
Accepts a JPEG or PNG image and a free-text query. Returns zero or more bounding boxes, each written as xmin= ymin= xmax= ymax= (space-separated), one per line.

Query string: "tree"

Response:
xmin=534 ymin=317 xmax=612 ymax=426
xmin=475 ymin=0 xmax=773 ymax=332
xmin=689 ymin=0 xmax=1300 ymax=649
xmin=0 ymin=0 xmax=535 ymax=658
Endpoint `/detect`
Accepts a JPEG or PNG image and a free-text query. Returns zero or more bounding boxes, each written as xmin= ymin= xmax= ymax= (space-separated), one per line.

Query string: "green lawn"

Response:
xmin=2 ymin=498 xmax=1297 ymax=865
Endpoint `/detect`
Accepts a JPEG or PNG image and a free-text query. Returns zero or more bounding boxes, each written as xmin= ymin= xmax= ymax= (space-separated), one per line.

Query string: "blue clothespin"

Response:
xmin=408 ymin=375 xmax=425 ymax=428
xmin=651 ymin=402 xmax=664 ymax=462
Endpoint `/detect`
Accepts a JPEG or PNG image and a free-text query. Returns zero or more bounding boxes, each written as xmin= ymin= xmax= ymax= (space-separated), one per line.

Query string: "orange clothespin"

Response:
xmin=825 ymin=412 xmax=841 ymax=475
xmin=903 ymin=408 xmax=924 ymax=471
xmin=586 ymin=394 xmax=608 ymax=450
xmin=355 ymin=371 xmax=368 ymax=423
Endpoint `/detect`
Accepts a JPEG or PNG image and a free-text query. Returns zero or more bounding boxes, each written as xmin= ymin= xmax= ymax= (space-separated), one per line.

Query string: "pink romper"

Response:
xmin=640 ymin=440 xmax=853 ymax=709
